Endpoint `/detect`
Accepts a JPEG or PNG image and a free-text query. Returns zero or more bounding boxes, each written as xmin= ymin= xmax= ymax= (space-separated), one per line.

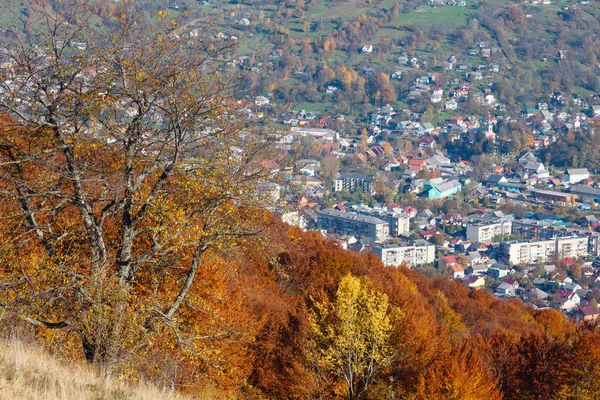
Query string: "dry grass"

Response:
xmin=0 ymin=338 xmax=188 ymax=400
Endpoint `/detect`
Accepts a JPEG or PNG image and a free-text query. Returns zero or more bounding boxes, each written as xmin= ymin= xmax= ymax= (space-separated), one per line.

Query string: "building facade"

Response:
xmin=389 ymin=213 xmax=411 ymax=236
xmin=426 ymin=179 xmax=462 ymax=199
xmin=530 ymin=189 xmax=576 ymax=205
xmin=317 ymin=209 xmax=389 ymax=242
xmin=500 ymin=236 xmax=588 ymax=265
xmin=563 ymin=168 xmax=590 ymax=184
xmin=466 ymin=219 xmax=512 ymax=242
xmin=373 ymin=243 xmax=435 ymax=267
xmin=334 ymin=174 xmax=374 ymax=194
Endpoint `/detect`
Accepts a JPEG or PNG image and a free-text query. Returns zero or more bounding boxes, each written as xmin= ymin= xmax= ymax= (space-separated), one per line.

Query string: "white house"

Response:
xmin=255 ymin=96 xmax=270 ymax=106
xmin=495 ymin=282 xmax=516 ymax=297
xmin=445 ymin=99 xmax=458 ymax=110
xmin=555 ymin=290 xmax=580 ymax=311
xmin=361 ymin=44 xmax=373 ymax=53
xmin=452 ymin=265 xmax=465 ymax=279
xmin=563 ymin=168 xmax=590 ymax=184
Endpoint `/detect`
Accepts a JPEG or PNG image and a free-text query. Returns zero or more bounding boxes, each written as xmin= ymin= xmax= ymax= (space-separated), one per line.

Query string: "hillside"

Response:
xmin=0 ymin=338 xmax=187 ymax=400
xmin=142 ymin=0 xmax=600 ymax=122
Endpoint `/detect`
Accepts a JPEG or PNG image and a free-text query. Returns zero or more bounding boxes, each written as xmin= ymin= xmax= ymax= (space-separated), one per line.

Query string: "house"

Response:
xmin=361 ymin=44 xmax=373 ymax=53
xmin=452 ymin=265 xmax=465 ymax=279
xmin=502 ymin=277 xmax=520 ymax=290
xmin=445 ymin=100 xmax=458 ymax=110
xmin=563 ymin=168 xmax=590 ymax=184
xmin=576 ymin=306 xmax=599 ymax=321
xmin=554 ymin=289 xmax=580 ymax=311
xmin=454 ymin=85 xmax=470 ymax=98
xmin=495 ymin=282 xmax=516 ymax=296
xmin=468 ymin=263 xmax=489 ymax=275
xmin=523 ymin=162 xmax=548 ymax=177
xmin=408 ymin=158 xmax=427 ymax=171
xmin=255 ymin=96 xmax=270 ymax=106
xmin=484 ymin=174 xmax=508 ymax=188
xmin=439 ymin=255 xmax=458 ymax=268
xmin=468 ymin=251 xmax=488 ymax=265
xmin=425 ymin=179 xmax=462 ymax=199
xmin=463 ymin=276 xmax=486 ymax=289
xmin=488 ymin=263 xmax=511 ymax=279
xmin=419 ymin=137 xmax=436 ymax=149
xmin=449 ymin=116 xmax=464 ymax=125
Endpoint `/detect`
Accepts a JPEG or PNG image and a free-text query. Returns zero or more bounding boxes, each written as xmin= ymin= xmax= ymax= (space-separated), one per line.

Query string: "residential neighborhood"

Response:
xmin=268 ymin=100 xmax=600 ymax=320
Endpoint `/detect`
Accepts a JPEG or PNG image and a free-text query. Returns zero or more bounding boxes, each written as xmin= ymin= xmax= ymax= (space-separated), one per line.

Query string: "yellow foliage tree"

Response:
xmin=309 ymin=274 xmax=395 ymax=400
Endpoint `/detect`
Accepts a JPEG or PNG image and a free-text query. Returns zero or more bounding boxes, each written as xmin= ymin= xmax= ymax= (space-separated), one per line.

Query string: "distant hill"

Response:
xmin=3 ymin=0 xmax=598 ymax=121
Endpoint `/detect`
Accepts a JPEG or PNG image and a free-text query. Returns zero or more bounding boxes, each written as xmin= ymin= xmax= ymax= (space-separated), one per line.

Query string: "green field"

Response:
xmin=394 ymin=5 xmax=476 ymax=29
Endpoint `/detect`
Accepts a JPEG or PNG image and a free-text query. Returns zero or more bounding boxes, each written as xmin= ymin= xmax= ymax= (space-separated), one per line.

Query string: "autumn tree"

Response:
xmin=320 ymin=157 xmax=341 ymax=188
xmin=0 ymin=0 xmax=277 ymax=378
xmin=309 ymin=274 xmax=396 ymax=400
xmin=358 ymin=129 xmax=368 ymax=153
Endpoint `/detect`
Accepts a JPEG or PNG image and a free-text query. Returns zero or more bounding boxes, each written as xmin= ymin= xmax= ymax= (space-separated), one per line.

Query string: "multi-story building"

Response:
xmin=388 ymin=213 xmax=411 ymax=236
xmin=500 ymin=239 xmax=557 ymax=265
xmin=466 ymin=219 xmax=512 ymax=242
xmin=354 ymin=210 xmax=410 ymax=236
xmin=334 ymin=174 xmax=374 ymax=194
xmin=499 ymin=236 xmax=588 ymax=265
xmin=373 ymin=242 xmax=435 ymax=267
xmin=317 ymin=209 xmax=389 ymax=242
xmin=555 ymin=236 xmax=589 ymax=260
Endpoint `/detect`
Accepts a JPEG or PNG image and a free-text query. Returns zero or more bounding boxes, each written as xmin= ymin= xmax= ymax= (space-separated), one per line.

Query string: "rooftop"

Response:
xmin=317 ymin=209 xmax=387 ymax=225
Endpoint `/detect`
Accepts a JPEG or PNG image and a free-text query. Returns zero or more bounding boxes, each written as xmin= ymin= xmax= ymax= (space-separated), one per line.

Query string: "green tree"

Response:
xmin=309 ymin=274 xmax=396 ymax=400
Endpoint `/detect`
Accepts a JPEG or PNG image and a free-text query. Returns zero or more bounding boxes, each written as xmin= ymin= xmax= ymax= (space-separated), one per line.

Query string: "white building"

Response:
xmin=555 ymin=236 xmax=589 ymax=260
xmin=445 ymin=99 xmax=458 ymax=110
xmin=281 ymin=211 xmax=307 ymax=230
xmin=334 ymin=174 xmax=374 ymax=194
xmin=500 ymin=236 xmax=588 ymax=265
xmin=563 ymin=168 xmax=590 ymax=184
xmin=466 ymin=219 xmax=512 ymax=242
xmin=255 ymin=96 xmax=270 ymax=106
xmin=373 ymin=243 xmax=435 ymax=267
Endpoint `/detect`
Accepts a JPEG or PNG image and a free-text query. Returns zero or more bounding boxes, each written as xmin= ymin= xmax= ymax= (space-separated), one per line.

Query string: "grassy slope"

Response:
xmin=0 ymin=338 xmax=188 ymax=400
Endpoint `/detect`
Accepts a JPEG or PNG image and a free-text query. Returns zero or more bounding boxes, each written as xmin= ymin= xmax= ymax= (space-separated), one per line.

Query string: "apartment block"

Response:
xmin=355 ymin=210 xmax=411 ymax=236
xmin=317 ymin=209 xmax=389 ymax=242
xmin=334 ymin=174 xmax=374 ymax=194
xmin=555 ymin=236 xmax=589 ymax=260
xmin=373 ymin=242 xmax=436 ymax=267
xmin=466 ymin=219 xmax=512 ymax=242
xmin=500 ymin=236 xmax=588 ymax=265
